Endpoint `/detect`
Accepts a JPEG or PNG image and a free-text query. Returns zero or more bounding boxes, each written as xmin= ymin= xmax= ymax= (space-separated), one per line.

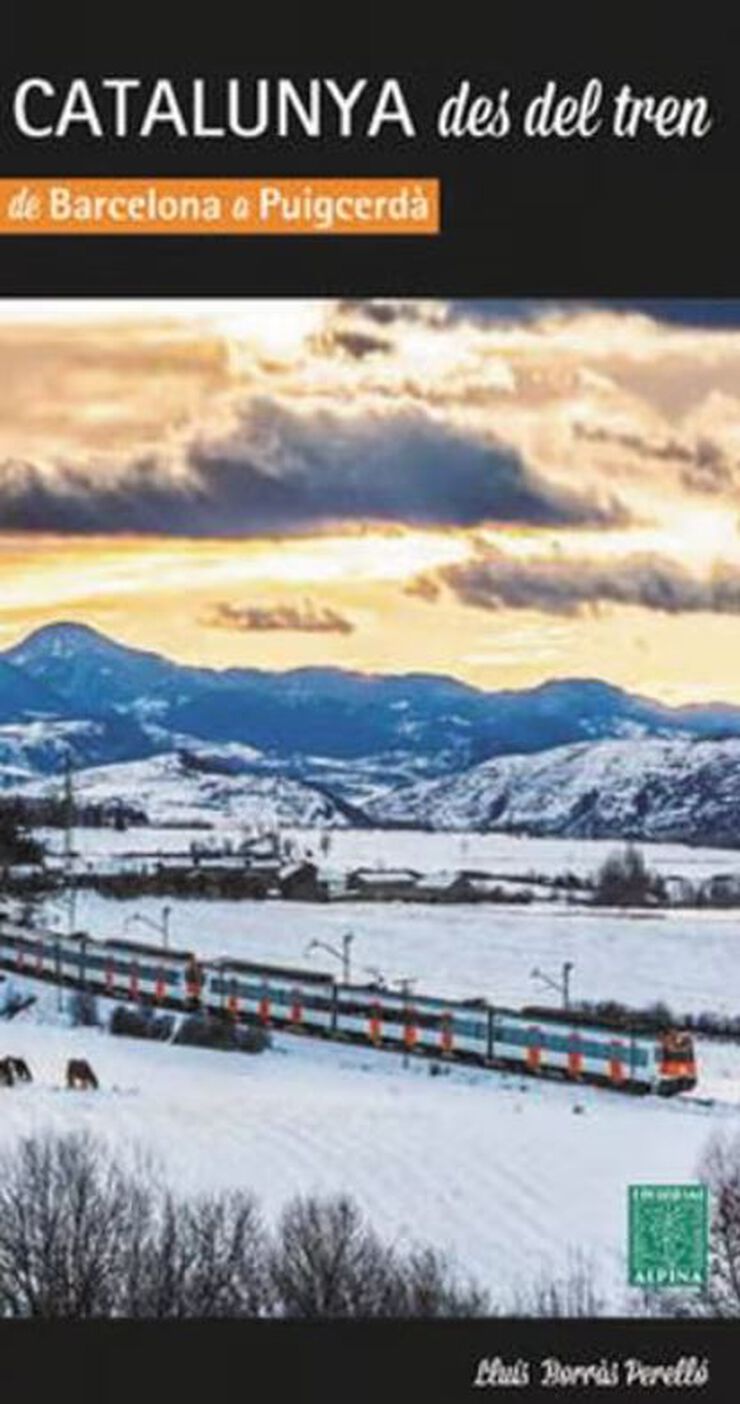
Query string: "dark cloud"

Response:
xmin=447 ymin=300 xmax=740 ymax=330
xmin=574 ymin=423 xmax=735 ymax=495
xmin=0 ymin=403 xmax=630 ymax=536
xmin=188 ymin=403 xmax=630 ymax=534
xmin=0 ymin=457 xmax=208 ymax=534
xmin=408 ymin=548 xmax=740 ymax=617
xmin=595 ymin=301 xmax=740 ymax=329
xmin=337 ymin=300 xmax=440 ymax=327
xmin=207 ymin=600 xmax=354 ymax=635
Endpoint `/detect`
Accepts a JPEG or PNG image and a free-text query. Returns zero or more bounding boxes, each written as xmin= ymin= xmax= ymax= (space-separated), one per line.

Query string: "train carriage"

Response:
xmin=0 ymin=914 xmax=697 ymax=1097
xmin=0 ymin=924 xmax=83 ymax=984
xmin=94 ymin=937 xmax=202 ymax=1006
xmin=333 ymin=984 xmax=490 ymax=1058
xmin=203 ymin=958 xmax=336 ymax=1032
xmin=490 ymin=1011 xmax=653 ymax=1090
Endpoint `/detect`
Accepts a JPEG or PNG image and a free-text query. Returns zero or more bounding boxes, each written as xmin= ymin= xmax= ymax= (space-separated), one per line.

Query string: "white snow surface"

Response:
xmin=61 ymin=890 xmax=740 ymax=1021
xmin=24 ymin=752 xmax=351 ymax=828
xmin=1 ymin=976 xmax=739 ymax=1312
xmin=41 ymin=823 xmax=740 ymax=882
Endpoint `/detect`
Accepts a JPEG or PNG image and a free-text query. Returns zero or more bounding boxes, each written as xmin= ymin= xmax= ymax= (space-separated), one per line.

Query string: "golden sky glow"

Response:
xmin=2 ymin=298 xmax=740 ymax=702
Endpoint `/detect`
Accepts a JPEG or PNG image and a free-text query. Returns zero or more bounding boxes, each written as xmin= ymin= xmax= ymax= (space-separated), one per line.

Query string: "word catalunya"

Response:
xmin=13 ymin=77 xmax=417 ymax=140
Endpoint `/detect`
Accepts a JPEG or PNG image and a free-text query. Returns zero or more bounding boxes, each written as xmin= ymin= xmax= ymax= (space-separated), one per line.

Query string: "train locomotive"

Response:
xmin=0 ymin=918 xmax=697 ymax=1096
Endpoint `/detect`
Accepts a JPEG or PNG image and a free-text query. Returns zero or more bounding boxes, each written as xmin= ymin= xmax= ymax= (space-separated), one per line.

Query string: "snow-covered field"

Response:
xmin=40 ymin=824 xmax=740 ymax=884
xmin=1 ymin=977 xmax=738 ymax=1313
xmin=10 ymin=823 xmax=740 ymax=1314
xmin=56 ymin=889 xmax=740 ymax=1020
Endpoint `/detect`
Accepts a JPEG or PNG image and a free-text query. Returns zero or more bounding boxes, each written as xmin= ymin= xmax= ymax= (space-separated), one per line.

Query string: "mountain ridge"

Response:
xmin=3 ymin=623 xmax=740 ymax=843
xmin=367 ymin=733 xmax=740 ymax=847
xmin=4 ymin=620 xmax=740 ymax=770
xmin=1 ymin=619 xmax=740 ymax=797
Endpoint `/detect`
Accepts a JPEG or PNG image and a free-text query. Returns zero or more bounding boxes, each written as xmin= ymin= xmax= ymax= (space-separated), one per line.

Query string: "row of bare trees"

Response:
xmin=0 ymin=1131 xmax=487 ymax=1318
xmin=2 ymin=1128 xmax=740 ymax=1317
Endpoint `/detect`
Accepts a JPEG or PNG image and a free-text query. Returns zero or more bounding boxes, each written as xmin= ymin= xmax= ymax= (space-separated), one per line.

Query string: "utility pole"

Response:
xmin=304 ymin=932 xmax=354 ymax=984
xmin=530 ymin=961 xmax=574 ymax=1010
xmin=341 ymin=931 xmax=353 ymax=984
xmin=62 ymin=749 xmax=74 ymax=870
xmin=61 ymin=750 xmax=77 ymax=937
xmin=125 ymin=907 xmax=172 ymax=950
xmin=401 ymin=977 xmax=411 ymax=1069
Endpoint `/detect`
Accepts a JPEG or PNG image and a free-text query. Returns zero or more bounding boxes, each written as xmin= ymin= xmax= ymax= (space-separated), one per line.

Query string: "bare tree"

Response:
xmin=593 ymin=843 xmax=664 ymax=908
xmin=385 ymin=1244 xmax=491 ymax=1318
xmin=269 ymin=1193 xmax=489 ymax=1318
xmin=695 ymin=1132 xmax=740 ymax=1316
xmin=0 ymin=1134 xmax=489 ymax=1319
xmin=0 ymin=1131 xmax=143 ymax=1317
xmin=510 ymin=1250 xmax=605 ymax=1317
xmin=124 ymin=1189 xmax=268 ymax=1318
xmin=269 ymin=1193 xmax=394 ymax=1317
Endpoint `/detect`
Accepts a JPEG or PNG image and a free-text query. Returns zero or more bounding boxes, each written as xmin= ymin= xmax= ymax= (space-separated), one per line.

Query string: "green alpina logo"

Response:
xmin=629 ymin=1184 xmax=708 ymax=1288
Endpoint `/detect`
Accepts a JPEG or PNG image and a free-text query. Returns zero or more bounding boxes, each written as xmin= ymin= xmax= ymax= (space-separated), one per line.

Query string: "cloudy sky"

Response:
xmin=3 ymin=297 xmax=740 ymax=702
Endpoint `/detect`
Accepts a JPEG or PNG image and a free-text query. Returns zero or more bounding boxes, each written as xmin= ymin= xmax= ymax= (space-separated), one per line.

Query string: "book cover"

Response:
xmin=0 ymin=6 xmax=736 ymax=1399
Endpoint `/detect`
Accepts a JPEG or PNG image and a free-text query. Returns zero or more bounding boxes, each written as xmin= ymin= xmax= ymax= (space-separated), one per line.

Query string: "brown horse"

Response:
xmin=66 ymin=1058 xmax=99 ymax=1090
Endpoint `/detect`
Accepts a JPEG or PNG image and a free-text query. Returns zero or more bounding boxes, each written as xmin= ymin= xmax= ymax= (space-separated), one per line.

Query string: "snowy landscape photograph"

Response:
xmin=2 ymin=297 xmax=740 ymax=1319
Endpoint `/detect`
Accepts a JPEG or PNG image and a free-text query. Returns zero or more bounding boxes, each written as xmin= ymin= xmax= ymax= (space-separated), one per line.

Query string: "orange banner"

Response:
xmin=0 ymin=178 xmax=439 ymax=235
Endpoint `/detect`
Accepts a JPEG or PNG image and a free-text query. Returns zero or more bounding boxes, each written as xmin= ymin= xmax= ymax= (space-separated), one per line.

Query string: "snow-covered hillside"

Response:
xmin=0 ymin=718 xmax=121 ymax=788
xmin=1 ymin=978 xmax=738 ymax=1313
xmin=369 ymin=736 xmax=740 ymax=845
xmin=23 ymin=750 xmax=355 ymax=828
xmin=16 ymin=731 xmax=740 ymax=844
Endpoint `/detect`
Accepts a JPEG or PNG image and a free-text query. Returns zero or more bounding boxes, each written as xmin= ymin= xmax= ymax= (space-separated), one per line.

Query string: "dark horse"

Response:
xmin=66 ymin=1058 xmax=99 ymax=1090
xmin=0 ymin=1056 xmax=31 ymax=1086
xmin=6 ymin=1057 xmax=32 ymax=1082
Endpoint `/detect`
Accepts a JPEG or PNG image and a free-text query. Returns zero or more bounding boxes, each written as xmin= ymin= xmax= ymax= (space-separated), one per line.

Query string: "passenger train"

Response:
xmin=0 ymin=918 xmax=697 ymax=1096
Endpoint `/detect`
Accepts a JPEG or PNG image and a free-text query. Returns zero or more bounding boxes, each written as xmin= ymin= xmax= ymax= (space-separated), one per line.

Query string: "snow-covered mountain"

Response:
xmin=5 ymin=621 xmax=740 ymax=775
xmin=0 ymin=714 xmax=158 ymax=786
xmin=6 ymin=622 xmax=740 ymax=842
xmin=22 ymin=750 xmax=360 ymax=830
xmin=368 ymin=735 xmax=740 ymax=845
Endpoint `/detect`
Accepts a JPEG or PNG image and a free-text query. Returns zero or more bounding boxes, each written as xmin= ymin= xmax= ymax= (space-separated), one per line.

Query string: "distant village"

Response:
xmin=2 ymin=800 xmax=740 ymax=909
